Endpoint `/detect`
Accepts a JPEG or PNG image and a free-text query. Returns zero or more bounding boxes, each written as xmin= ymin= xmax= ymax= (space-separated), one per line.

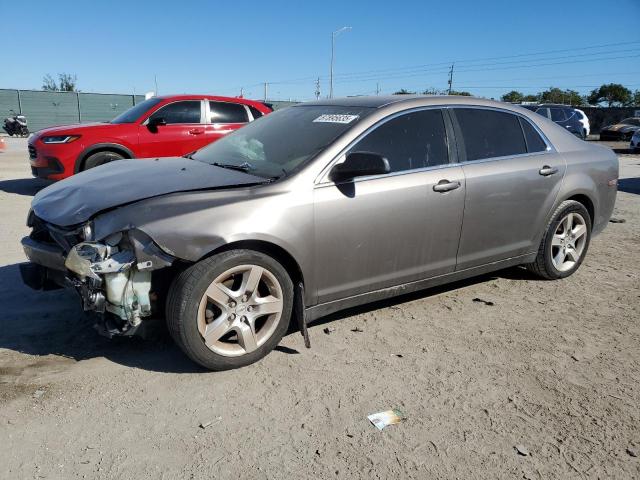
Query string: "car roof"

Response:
xmin=298 ymin=95 xmax=526 ymax=111
xmin=154 ymin=94 xmax=267 ymax=107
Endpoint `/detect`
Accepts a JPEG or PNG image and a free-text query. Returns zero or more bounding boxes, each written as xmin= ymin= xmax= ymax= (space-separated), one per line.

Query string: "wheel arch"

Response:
xmin=199 ymin=239 xmax=306 ymax=293
xmin=75 ymin=143 xmax=135 ymax=173
xmin=565 ymin=193 xmax=595 ymax=225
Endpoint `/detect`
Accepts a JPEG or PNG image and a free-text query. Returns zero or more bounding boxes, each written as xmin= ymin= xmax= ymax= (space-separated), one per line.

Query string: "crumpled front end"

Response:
xmin=21 ymin=214 xmax=174 ymax=336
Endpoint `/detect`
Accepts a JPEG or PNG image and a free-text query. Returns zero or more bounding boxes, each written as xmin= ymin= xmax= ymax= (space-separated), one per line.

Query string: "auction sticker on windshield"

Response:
xmin=313 ymin=114 xmax=359 ymax=124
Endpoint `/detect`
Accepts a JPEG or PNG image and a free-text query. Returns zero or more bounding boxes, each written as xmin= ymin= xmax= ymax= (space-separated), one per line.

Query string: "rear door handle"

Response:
xmin=188 ymin=128 xmax=204 ymax=135
xmin=539 ymin=165 xmax=558 ymax=176
xmin=433 ymin=180 xmax=461 ymax=193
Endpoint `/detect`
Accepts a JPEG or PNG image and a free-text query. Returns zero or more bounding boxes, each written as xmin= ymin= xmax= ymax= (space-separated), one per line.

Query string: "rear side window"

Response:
xmin=149 ymin=101 xmax=201 ymax=124
xmin=209 ymin=101 xmax=249 ymax=123
xmin=248 ymin=106 xmax=264 ymax=120
xmin=535 ymin=108 xmax=549 ymax=118
xmin=550 ymin=108 xmax=567 ymax=122
xmin=454 ymin=108 xmax=527 ymax=161
xmin=349 ymin=109 xmax=449 ymax=173
xmin=519 ymin=118 xmax=548 ymax=153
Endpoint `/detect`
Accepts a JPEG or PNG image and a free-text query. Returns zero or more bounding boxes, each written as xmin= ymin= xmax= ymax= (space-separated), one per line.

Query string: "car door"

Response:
xmin=137 ymin=100 xmax=205 ymax=157
xmin=313 ymin=108 xmax=466 ymax=304
xmin=203 ymin=101 xmax=250 ymax=146
xmin=451 ymin=107 xmax=566 ymax=270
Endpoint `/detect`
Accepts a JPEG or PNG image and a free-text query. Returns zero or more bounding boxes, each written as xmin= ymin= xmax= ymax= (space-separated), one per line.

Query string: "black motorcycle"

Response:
xmin=3 ymin=110 xmax=29 ymax=137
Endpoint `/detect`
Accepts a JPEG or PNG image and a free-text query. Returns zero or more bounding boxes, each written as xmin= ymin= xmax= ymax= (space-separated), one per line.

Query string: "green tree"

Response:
xmin=422 ymin=87 xmax=442 ymax=95
xmin=42 ymin=74 xmax=57 ymax=91
xmin=393 ymin=88 xmax=415 ymax=95
xmin=58 ymin=73 xmax=77 ymax=92
xmin=540 ymin=87 xmax=584 ymax=106
xmin=587 ymin=83 xmax=632 ymax=107
xmin=42 ymin=73 xmax=78 ymax=92
xmin=632 ymin=90 xmax=640 ymax=106
xmin=448 ymin=90 xmax=471 ymax=96
xmin=523 ymin=94 xmax=540 ymax=102
xmin=501 ymin=90 xmax=524 ymax=103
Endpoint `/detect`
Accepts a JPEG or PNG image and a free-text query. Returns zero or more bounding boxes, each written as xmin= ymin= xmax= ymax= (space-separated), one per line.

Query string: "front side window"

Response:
xmin=209 ymin=101 xmax=249 ymax=123
xmin=148 ymin=101 xmax=201 ymax=124
xmin=454 ymin=108 xmax=527 ymax=161
xmin=348 ymin=109 xmax=449 ymax=173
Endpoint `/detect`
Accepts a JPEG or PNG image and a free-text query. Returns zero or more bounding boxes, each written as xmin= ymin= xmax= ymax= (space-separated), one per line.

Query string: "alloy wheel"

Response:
xmin=550 ymin=212 xmax=588 ymax=272
xmin=197 ymin=264 xmax=284 ymax=357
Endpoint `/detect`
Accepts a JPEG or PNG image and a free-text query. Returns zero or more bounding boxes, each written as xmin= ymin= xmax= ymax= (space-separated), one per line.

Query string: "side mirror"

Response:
xmin=148 ymin=116 xmax=167 ymax=128
xmin=329 ymin=152 xmax=390 ymax=183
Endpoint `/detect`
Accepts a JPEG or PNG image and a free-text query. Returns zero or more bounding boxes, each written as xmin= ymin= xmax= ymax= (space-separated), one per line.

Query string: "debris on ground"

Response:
xmin=323 ymin=327 xmax=336 ymax=334
xmin=32 ymin=389 xmax=45 ymax=399
xmin=367 ymin=409 xmax=406 ymax=431
xmin=472 ymin=297 xmax=495 ymax=306
xmin=571 ymin=354 xmax=580 ymax=362
xmin=199 ymin=421 xmax=212 ymax=429
xmin=627 ymin=447 xmax=638 ymax=457
xmin=609 ymin=218 xmax=626 ymax=223
xmin=515 ymin=444 xmax=530 ymax=456
xmin=393 ymin=354 xmax=404 ymax=358
xmin=351 ymin=327 xmax=364 ymax=333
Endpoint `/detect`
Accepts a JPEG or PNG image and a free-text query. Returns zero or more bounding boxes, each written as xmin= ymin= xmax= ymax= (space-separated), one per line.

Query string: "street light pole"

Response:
xmin=329 ymin=26 xmax=351 ymax=99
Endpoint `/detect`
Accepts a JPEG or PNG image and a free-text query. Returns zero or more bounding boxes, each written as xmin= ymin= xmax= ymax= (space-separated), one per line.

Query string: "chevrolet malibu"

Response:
xmin=21 ymin=96 xmax=618 ymax=370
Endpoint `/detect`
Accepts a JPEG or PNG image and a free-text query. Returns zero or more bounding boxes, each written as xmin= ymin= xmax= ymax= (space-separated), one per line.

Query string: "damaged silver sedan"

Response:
xmin=21 ymin=96 xmax=618 ymax=370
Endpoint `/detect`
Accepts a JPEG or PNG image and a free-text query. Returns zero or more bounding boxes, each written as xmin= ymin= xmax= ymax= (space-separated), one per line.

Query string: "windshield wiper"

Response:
xmin=211 ymin=161 xmax=255 ymax=172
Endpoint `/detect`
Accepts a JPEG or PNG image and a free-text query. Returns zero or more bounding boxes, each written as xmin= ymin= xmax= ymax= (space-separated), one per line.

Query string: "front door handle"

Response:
xmin=188 ymin=128 xmax=204 ymax=135
xmin=539 ymin=165 xmax=558 ymax=176
xmin=433 ymin=180 xmax=461 ymax=193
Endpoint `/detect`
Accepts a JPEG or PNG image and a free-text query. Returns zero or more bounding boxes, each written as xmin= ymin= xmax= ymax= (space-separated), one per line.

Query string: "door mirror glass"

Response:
xmin=329 ymin=152 xmax=390 ymax=182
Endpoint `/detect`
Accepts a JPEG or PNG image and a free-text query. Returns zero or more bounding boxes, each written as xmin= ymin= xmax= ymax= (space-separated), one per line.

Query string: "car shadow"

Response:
xmin=0 ymin=262 xmax=538 ymax=372
xmin=0 ymin=178 xmax=51 ymax=197
xmin=618 ymin=177 xmax=640 ymax=195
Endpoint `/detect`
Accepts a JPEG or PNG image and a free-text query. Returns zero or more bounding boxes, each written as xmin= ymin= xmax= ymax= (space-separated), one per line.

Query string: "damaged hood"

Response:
xmin=32 ymin=157 xmax=265 ymax=226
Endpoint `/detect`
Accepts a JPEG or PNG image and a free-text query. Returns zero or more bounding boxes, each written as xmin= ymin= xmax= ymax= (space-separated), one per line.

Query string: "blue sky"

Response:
xmin=2 ymin=0 xmax=639 ymax=101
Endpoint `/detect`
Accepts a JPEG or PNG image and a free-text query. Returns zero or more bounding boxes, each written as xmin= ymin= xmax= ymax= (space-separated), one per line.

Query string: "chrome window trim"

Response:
xmin=315 ymin=104 xmax=555 ymax=186
xmin=141 ymin=99 xmax=205 ymax=126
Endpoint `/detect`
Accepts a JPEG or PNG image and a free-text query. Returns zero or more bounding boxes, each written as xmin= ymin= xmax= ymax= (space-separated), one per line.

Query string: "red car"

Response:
xmin=28 ymin=95 xmax=272 ymax=180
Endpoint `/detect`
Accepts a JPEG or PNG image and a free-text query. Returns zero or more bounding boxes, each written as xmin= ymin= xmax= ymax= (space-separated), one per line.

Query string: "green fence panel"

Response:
xmin=79 ymin=93 xmax=138 ymax=123
xmin=20 ymin=90 xmax=79 ymax=132
xmin=0 ymin=89 xmax=20 ymax=119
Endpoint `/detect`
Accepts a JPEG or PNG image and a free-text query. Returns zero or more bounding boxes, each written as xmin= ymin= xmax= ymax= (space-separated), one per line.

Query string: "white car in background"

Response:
xmin=631 ymin=129 xmax=640 ymax=153
xmin=575 ymin=109 xmax=590 ymax=138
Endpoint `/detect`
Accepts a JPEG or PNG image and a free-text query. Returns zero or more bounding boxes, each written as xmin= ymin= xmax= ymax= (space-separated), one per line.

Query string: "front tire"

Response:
xmin=82 ymin=150 xmax=124 ymax=171
xmin=526 ymin=200 xmax=591 ymax=280
xmin=166 ymin=249 xmax=294 ymax=370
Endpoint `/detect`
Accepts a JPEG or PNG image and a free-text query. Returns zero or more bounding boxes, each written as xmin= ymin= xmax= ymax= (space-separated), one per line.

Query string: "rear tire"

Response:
xmin=526 ymin=200 xmax=591 ymax=280
xmin=166 ymin=249 xmax=294 ymax=371
xmin=82 ymin=151 xmax=124 ymax=171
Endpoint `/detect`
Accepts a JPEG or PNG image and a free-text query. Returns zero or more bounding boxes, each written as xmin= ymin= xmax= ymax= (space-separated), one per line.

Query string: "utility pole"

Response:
xmin=154 ymin=75 xmax=158 ymax=96
xmin=447 ymin=63 xmax=454 ymax=95
xmin=330 ymin=26 xmax=352 ymax=99
xmin=240 ymin=87 xmax=244 ymax=98
xmin=315 ymin=77 xmax=321 ymax=100
xmin=264 ymin=82 xmax=268 ymax=102
xmin=376 ymin=82 xmax=380 ymax=95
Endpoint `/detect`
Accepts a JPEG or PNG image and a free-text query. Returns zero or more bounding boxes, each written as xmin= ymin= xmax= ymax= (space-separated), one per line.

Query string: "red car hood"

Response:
xmin=33 ymin=122 xmax=126 ymax=138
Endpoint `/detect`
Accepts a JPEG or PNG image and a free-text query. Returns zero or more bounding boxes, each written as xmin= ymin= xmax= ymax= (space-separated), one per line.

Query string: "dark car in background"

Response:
xmin=523 ymin=104 xmax=585 ymax=139
xmin=599 ymin=117 xmax=640 ymax=141
xmin=28 ymin=95 xmax=272 ymax=180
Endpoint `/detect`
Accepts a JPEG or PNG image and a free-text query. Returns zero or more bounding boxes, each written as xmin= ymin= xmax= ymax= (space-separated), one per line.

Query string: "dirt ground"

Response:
xmin=0 ymin=135 xmax=638 ymax=480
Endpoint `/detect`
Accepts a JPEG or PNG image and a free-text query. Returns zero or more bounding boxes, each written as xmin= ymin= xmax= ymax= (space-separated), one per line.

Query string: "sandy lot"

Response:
xmin=0 ymin=135 xmax=638 ymax=479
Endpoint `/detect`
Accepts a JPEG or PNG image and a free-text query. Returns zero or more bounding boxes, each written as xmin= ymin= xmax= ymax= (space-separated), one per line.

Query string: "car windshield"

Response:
xmin=621 ymin=118 xmax=640 ymax=126
xmin=191 ymin=105 xmax=374 ymax=178
xmin=110 ymin=97 xmax=162 ymax=124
